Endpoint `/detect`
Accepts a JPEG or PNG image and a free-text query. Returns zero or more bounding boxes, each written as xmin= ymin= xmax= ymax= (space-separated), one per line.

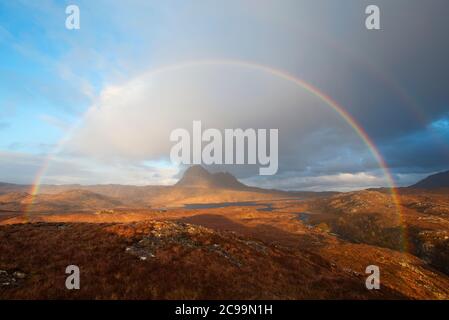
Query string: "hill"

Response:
xmin=302 ymin=188 xmax=449 ymax=275
xmin=0 ymin=219 xmax=433 ymax=299
xmin=410 ymin=170 xmax=449 ymax=189
xmin=175 ymin=165 xmax=247 ymax=189
xmin=1 ymin=175 xmax=449 ymax=298
xmin=0 ymin=190 xmax=123 ymax=213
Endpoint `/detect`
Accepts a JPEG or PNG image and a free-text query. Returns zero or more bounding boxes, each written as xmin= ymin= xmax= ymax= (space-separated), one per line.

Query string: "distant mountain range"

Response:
xmin=0 ymin=165 xmax=334 ymax=212
xmin=1 ymin=166 xmax=447 ymax=198
xmin=410 ymin=170 xmax=449 ymax=189
xmin=2 ymin=166 xmax=448 ymax=213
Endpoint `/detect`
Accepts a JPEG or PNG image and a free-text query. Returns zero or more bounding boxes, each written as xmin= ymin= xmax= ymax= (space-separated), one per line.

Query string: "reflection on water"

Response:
xmin=184 ymin=201 xmax=272 ymax=210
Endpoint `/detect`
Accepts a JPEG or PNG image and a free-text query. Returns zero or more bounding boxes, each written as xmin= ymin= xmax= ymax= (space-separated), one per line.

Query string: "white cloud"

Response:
xmin=0 ymin=151 xmax=179 ymax=186
xmin=243 ymin=170 xmax=390 ymax=192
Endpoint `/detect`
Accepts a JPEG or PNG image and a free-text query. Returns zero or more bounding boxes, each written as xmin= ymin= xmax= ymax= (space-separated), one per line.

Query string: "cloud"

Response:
xmin=61 ymin=63 xmax=379 ymax=176
xmin=0 ymin=151 xmax=178 ymax=186
xmin=243 ymin=170 xmax=390 ymax=192
xmin=380 ymin=117 xmax=449 ymax=174
xmin=1 ymin=1 xmax=449 ymax=189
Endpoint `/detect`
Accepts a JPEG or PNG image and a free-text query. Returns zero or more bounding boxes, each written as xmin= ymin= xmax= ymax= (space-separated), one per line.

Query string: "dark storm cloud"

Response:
xmin=259 ymin=0 xmax=449 ymax=180
xmin=266 ymin=0 xmax=449 ymax=140
xmin=381 ymin=116 xmax=449 ymax=173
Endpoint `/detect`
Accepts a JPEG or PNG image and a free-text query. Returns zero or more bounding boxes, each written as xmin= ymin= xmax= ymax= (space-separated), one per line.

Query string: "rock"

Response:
xmin=13 ymin=271 xmax=26 ymax=279
xmin=0 ymin=270 xmax=23 ymax=287
xmin=0 ymin=270 xmax=10 ymax=286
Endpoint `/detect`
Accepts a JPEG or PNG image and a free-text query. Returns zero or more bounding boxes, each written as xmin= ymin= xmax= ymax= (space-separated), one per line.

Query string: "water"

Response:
xmin=297 ymin=212 xmax=311 ymax=223
xmin=184 ymin=201 xmax=270 ymax=210
xmin=256 ymin=204 xmax=273 ymax=212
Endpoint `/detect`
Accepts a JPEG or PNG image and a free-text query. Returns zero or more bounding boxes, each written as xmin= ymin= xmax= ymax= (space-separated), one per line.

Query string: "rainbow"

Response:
xmin=26 ymin=59 xmax=408 ymax=252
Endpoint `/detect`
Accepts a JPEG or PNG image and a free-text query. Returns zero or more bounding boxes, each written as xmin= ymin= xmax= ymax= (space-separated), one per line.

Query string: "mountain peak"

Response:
xmin=182 ymin=165 xmax=211 ymax=178
xmin=175 ymin=165 xmax=247 ymax=189
xmin=410 ymin=170 xmax=449 ymax=189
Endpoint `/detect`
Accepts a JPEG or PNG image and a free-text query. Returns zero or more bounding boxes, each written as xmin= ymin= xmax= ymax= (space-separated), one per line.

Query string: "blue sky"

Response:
xmin=0 ymin=0 xmax=448 ymax=190
xmin=0 ymin=1 xmax=84 ymax=153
